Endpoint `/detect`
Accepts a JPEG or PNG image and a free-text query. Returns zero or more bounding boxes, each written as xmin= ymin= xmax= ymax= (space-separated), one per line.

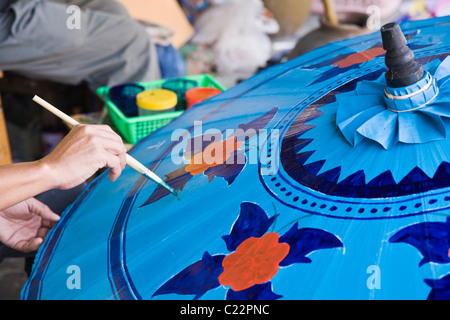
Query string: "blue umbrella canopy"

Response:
xmin=22 ymin=17 xmax=450 ymax=300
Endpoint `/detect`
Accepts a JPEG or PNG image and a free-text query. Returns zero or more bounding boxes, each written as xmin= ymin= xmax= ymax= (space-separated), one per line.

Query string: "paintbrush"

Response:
xmin=32 ymin=95 xmax=179 ymax=199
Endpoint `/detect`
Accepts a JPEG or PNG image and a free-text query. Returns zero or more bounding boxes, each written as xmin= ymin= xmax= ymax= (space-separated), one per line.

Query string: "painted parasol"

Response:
xmin=23 ymin=17 xmax=450 ymax=300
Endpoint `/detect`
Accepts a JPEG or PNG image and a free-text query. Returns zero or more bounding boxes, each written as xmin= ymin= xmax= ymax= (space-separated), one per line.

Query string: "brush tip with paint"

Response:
xmin=141 ymin=169 xmax=179 ymax=199
xmin=168 ymin=187 xmax=180 ymax=200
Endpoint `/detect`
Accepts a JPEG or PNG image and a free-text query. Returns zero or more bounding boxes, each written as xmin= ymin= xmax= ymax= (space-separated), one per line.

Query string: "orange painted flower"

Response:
xmin=218 ymin=232 xmax=290 ymax=291
xmin=185 ymin=136 xmax=243 ymax=176
xmin=333 ymin=47 xmax=386 ymax=68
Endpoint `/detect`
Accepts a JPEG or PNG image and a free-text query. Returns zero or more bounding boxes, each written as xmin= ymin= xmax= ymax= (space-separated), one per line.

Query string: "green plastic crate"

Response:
xmin=96 ymin=74 xmax=226 ymax=144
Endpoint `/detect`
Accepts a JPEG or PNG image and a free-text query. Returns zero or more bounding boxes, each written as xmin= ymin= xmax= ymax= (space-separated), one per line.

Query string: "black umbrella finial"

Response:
xmin=381 ymin=22 xmax=424 ymax=88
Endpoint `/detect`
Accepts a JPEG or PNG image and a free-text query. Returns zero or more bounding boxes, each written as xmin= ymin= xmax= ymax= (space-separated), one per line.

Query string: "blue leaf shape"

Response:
xmin=389 ymin=217 xmax=450 ymax=266
xmin=235 ymin=107 xmax=278 ymax=139
xmin=222 ymin=202 xmax=278 ymax=252
xmin=152 ymin=252 xmax=225 ymax=300
xmin=425 ymin=273 xmax=450 ymax=300
xmin=204 ymin=150 xmax=246 ymax=185
xmin=226 ymin=282 xmax=282 ymax=300
xmin=140 ymin=166 xmax=192 ymax=207
xmin=279 ymin=223 xmax=343 ymax=267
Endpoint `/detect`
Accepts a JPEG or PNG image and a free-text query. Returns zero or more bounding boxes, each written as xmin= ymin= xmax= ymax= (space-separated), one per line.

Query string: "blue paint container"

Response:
xmin=109 ymin=83 xmax=145 ymax=117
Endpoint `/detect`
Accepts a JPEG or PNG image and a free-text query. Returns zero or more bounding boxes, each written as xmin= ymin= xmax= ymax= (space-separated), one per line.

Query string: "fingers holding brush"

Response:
xmin=102 ymin=148 xmax=127 ymax=182
xmin=41 ymin=124 xmax=128 ymax=189
xmin=33 ymin=96 xmax=178 ymax=197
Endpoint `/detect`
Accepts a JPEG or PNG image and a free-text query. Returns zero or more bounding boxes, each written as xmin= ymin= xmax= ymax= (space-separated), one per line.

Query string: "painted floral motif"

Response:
xmin=184 ymin=136 xmax=243 ymax=176
xmin=389 ymin=217 xmax=450 ymax=300
xmin=426 ymin=274 xmax=450 ymax=300
xmin=333 ymin=47 xmax=386 ymax=68
xmin=305 ymin=31 xmax=436 ymax=86
xmin=389 ymin=217 xmax=450 ymax=266
xmin=219 ymin=232 xmax=290 ymax=291
xmin=152 ymin=202 xmax=343 ymax=300
xmin=140 ymin=107 xmax=278 ymax=207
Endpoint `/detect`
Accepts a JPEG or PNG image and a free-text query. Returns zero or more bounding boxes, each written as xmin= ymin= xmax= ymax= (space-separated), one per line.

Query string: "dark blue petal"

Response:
xmin=236 ymin=107 xmax=278 ymax=138
xmin=204 ymin=150 xmax=246 ymax=185
xmin=226 ymin=282 xmax=282 ymax=300
xmin=152 ymin=252 xmax=225 ymax=300
xmin=425 ymin=273 xmax=450 ymax=300
xmin=140 ymin=166 xmax=192 ymax=207
xmin=279 ymin=223 xmax=343 ymax=267
xmin=222 ymin=202 xmax=277 ymax=252
xmin=389 ymin=219 xmax=450 ymax=266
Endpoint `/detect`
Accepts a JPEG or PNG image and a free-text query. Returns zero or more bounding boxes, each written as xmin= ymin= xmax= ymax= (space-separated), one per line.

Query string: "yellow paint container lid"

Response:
xmin=136 ymin=89 xmax=178 ymax=111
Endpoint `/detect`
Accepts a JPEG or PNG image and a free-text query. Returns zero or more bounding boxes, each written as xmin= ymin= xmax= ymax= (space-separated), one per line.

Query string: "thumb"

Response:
xmin=27 ymin=198 xmax=61 ymax=223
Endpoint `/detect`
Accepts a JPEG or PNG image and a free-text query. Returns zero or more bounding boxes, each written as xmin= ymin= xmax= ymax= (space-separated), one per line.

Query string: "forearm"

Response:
xmin=0 ymin=160 xmax=56 ymax=210
xmin=0 ymin=124 xmax=127 ymax=211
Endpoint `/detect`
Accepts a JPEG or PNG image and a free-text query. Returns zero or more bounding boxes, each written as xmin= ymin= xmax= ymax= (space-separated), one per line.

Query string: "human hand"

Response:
xmin=40 ymin=124 xmax=127 ymax=190
xmin=0 ymin=198 xmax=60 ymax=252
